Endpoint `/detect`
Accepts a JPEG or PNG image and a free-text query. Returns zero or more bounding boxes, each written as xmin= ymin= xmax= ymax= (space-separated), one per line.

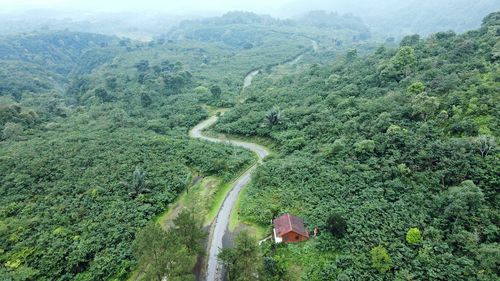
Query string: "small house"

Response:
xmin=273 ymin=213 xmax=309 ymax=243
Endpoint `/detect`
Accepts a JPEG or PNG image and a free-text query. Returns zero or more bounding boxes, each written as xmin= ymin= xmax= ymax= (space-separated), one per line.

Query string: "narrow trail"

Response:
xmin=189 ymin=38 xmax=317 ymax=281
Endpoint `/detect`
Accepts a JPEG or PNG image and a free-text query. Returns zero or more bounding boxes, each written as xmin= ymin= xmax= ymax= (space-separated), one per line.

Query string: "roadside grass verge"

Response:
xmin=228 ymin=182 xmax=269 ymax=239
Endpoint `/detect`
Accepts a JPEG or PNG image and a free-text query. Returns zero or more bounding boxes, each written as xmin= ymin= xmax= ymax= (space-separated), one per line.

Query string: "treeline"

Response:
xmin=167 ymin=11 xmax=371 ymax=50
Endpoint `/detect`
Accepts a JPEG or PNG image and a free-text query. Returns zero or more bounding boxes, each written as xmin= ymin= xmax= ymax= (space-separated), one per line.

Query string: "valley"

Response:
xmin=0 ymin=6 xmax=499 ymax=281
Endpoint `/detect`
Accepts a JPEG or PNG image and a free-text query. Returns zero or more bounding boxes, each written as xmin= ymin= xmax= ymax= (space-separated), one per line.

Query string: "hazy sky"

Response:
xmin=0 ymin=0 xmax=295 ymax=14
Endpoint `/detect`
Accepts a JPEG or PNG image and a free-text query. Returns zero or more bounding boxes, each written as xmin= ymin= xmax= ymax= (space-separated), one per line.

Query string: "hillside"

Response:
xmin=214 ymin=12 xmax=500 ymax=280
xmin=0 ymin=11 xmax=373 ymax=280
xmin=0 ymin=8 xmax=498 ymax=281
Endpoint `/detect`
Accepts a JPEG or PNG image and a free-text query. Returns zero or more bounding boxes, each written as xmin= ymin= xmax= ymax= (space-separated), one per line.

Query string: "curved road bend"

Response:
xmin=189 ymin=116 xmax=269 ymax=281
xmin=191 ymin=37 xmax=316 ymax=281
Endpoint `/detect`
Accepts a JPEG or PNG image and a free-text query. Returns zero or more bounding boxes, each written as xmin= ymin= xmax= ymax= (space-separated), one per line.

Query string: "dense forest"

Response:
xmin=0 ymin=4 xmax=498 ymax=281
xmin=215 ymin=12 xmax=500 ymax=280
xmin=0 ymin=11 xmax=373 ymax=280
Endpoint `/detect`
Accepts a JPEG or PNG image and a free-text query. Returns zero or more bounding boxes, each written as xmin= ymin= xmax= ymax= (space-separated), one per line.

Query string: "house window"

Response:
xmin=295 ymin=235 xmax=300 ymax=240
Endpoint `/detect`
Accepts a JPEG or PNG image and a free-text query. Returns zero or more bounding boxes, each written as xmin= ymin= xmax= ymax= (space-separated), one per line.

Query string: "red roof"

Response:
xmin=273 ymin=214 xmax=309 ymax=237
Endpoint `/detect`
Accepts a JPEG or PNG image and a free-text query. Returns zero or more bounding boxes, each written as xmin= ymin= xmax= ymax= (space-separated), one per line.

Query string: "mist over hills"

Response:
xmin=0 ymin=0 xmax=498 ymax=40
xmin=284 ymin=0 xmax=500 ymax=36
xmin=0 ymin=1 xmax=498 ymax=280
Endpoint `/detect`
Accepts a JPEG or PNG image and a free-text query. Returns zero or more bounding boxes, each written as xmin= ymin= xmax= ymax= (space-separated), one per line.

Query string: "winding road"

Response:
xmin=190 ymin=38 xmax=317 ymax=281
xmin=189 ymin=111 xmax=269 ymax=281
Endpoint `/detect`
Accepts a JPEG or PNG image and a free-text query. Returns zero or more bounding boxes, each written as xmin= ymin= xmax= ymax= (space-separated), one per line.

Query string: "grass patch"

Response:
xmin=269 ymin=239 xmax=337 ymax=281
xmin=228 ymin=182 xmax=269 ymax=239
xmin=205 ymin=181 xmax=233 ymax=225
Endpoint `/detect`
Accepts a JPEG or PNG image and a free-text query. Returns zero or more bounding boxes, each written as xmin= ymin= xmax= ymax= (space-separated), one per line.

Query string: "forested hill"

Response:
xmin=214 ymin=12 xmax=500 ymax=280
xmin=167 ymin=11 xmax=371 ymax=49
xmin=0 ymin=32 xmax=112 ymax=72
xmin=284 ymin=0 xmax=500 ymax=38
xmin=0 ymin=32 xmax=116 ymax=99
xmin=0 ymin=10 xmax=374 ymax=281
xmin=0 ymin=8 xmax=498 ymax=281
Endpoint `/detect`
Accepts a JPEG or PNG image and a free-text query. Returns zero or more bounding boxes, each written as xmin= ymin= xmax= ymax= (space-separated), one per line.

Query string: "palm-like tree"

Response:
xmin=265 ymin=106 xmax=283 ymax=126
xmin=123 ymin=167 xmax=151 ymax=198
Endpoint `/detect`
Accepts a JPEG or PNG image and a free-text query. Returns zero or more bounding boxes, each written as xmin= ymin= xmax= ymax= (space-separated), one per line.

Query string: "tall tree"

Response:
xmin=218 ymin=231 xmax=261 ymax=281
xmin=172 ymin=209 xmax=207 ymax=256
xmin=133 ymin=223 xmax=194 ymax=281
xmin=265 ymin=106 xmax=283 ymax=126
xmin=209 ymin=85 xmax=222 ymax=100
xmin=123 ymin=167 xmax=151 ymax=198
xmin=326 ymin=213 xmax=347 ymax=238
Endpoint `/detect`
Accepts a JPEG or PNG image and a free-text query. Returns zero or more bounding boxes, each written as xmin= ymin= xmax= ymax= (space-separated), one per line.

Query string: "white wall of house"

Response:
xmin=273 ymin=228 xmax=283 ymax=243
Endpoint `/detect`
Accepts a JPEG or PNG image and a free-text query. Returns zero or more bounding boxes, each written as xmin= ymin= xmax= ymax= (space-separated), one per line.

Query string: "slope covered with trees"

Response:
xmin=0 ymin=10 xmax=373 ymax=280
xmin=1 ymin=8 xmax=497 ymax=281
xmin=0 ymin=28 xmax=258 ymax=281
xmin=214 ymin=12 xmax=500 ymax=280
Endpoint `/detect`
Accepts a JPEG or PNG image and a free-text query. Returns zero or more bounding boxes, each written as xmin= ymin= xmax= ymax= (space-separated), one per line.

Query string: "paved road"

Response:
xmin=311 ymin=39 xmax=318 ymax=52
xmin=191 ymin=37 xmax=317 ymax=281
xmin=189 ymin=115 xmax=269 ymax=281
xmin=243 ymin=69 xmax=260 ymax=89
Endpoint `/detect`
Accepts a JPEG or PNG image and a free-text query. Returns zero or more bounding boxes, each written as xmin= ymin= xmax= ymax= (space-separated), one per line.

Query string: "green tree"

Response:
xmin=94 ymin=87 xmax=114 ymax=102
xmin=407 ymin=82 xmax=425 ymax=95
xmin=193 ymin=86 xmax=208 ymax=95
xmin=265 ymin=106 xmax=283 ymax=126
xmin=391 ymin=46 xmax=416 ymax=78
xmin=2 ymin=122 xmax=23 ymax=140
xmin=123 ymin=167 xmax=151 ymax=198
xmin=163 ymin=72 xmax=192 ymax=94
xmin=172 ymin=209 xmax=207 ymax=255
xmin=406 ymin=227 xmax=423 ymax=245
xmin=140 ymin=92 xmax=153 ymax=107
xmin=0 ymin=266 xmax=39 ymax=281
xmin=400 ymin=34 xmax=420 ymax=47
xmin=326 ymin=213 xmax=347 ymax=238
xmin=411 ymin=92 xmax=439 ymax=121
xmin=443 ymin=180 xmax=485 ymax=222
xmin=354 ymin=139 xmax=375 ymax=155
xmin=370 ymin=245 xmax=392 ymax=273
xmin=134 ymin=60 xmax=149 ymax=72
xmin=209 ymin=85 xmax=222 ymax=99
xmin=218 ymin=231 xmax=261 ymax=281
xmin=346 ymin=48 xmax=358 ymax=61
xmin=133 ymin=223 xmax=193 ymax=281
xmin=477 ymin=243 xmax=500 ymax=276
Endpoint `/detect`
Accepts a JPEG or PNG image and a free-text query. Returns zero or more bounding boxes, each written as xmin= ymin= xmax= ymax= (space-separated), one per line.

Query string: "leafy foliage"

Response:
xmin=133 ymin=223 xmax=194 ymax=281
xmin=370 ymin=245 xmax=393 ymax=273
xmin=326 ymin=214 xmax=347 ymax=238
xmin=218 ymin=231 xmax=262 ymax=281
xmin=215 ymin=12 xmax=500 ymax=280
xmin=1 ymin=8 xmax=498 ymax=281
xmin=406 ymin=227 xmax=423 ymax=245
xmin=172 ymin=209 xmax=207 ymax=256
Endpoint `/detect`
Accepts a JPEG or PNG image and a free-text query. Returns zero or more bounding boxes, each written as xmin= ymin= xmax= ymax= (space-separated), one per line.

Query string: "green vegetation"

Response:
xmin=370 ymin=245 xmax=393 ymax=273
xmin=0 ymin=7 xmax=498 ymax=281
xmin=218 ymin=231 xmax=262 ymax=281
xmin=132 ymin=221 xmax=194 ymax=281
xmin=214 ymin=12 xmax=500 ymax=280
xmin=406 ymin=227 xmax=423 ymax=245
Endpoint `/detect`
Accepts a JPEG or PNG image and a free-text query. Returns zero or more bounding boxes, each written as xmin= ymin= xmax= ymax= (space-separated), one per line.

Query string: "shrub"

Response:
xmin=406 ymin=227 xmax=423 ymax=245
